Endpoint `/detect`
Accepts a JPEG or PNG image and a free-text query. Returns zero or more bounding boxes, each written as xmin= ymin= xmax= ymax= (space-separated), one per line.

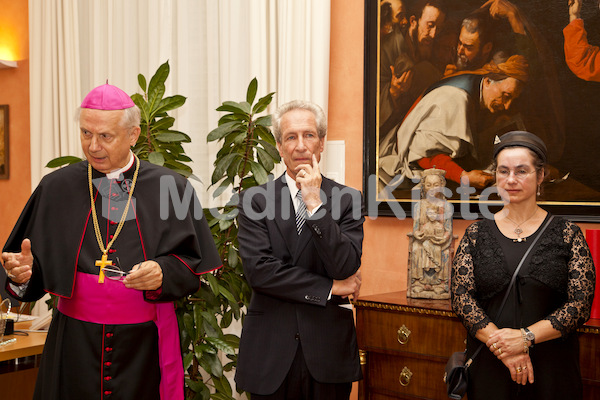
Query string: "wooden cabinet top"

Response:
xmin=355 ymin=291 xmax=600 ymax=334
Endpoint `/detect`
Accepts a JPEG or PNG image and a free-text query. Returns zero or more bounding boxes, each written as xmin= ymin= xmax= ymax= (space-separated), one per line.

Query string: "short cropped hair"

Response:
xmin=75 ymin=105 xmax=141 ymax=130
xmin=272 ymin=100 xmax=327 ymax=143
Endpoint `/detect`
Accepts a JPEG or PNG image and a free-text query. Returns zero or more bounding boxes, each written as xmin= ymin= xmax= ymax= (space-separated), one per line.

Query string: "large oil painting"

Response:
xmin=364 ymin=0 xmax=600 ymax=220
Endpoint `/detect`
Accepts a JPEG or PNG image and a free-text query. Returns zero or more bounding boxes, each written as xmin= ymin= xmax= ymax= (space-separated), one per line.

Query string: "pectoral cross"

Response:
xmin=95 ymin=253 xmax=112 ymax=283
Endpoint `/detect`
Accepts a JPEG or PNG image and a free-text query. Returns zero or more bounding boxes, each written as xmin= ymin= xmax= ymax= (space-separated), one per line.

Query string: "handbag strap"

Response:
xmin=466 ymin=215 xmax=555 ymax=366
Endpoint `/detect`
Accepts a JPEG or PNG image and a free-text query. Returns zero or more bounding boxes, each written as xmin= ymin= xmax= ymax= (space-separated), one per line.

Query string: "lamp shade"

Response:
xmin=0 ymin=60 xmax=17 ymax=69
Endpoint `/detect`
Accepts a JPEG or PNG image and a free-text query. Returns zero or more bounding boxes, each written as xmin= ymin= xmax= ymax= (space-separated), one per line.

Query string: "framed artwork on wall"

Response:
xmin=364 ymin=0 xmax=600 ymax=221
xmin=0 ymin=105 xmax=8 ymax=179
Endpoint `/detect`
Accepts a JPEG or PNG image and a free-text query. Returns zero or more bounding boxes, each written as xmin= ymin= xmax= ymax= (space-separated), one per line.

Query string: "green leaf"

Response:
xmin=178 ymin=153 xmax=193 ymax=162
xmin=204 ymin=272 xmax=220 ymax=297
xmin=148 ymin=116 xmax=175 ymax=132
xmin=258 ymin=139 xmax=280 ymax=161
xmin=212 ymin=376 xmax=232 ymax=397
xmin=212 ymin=177 xmax=232 ymax=198
xmin=217 ymin=101 xmax=251 ymax=115
xmin=211 ymin=153 xmax=239 ymax=185
xmin=223 ymin=334 xmax=240 ymax=349
xmin=155 ymin=132 xmax=188 ymax=142
xmin=147 ymin=61 xmax=170 ymax=110
xmin=183 ymin=312 xmax=195 ymax=340
xmin=164 ymin=160 xmax=192 ymax=171
xmin=246 ymin=78 xmax=258 ymax=105
xmin=218 ymin=113 xmax=245 ymax=125
xmin=200 ymin=310 xmax=220 ymax=333
xmin=154 ymin=95 xmax=187 ymax=114
xmin=252 ymin=92 xmax=275 ymax=114
xmin=218 ymin=218 xmax=233 ymax=231
xmin=131 ymin=93 xmax=146 ymax=110
xmin=137 ymin=74 xmax=147 ymax=92
xmin=231 ymin=130 xmax=248 ymax=145
xmin=196 ymin=390 xmax=210 ymax=400
xmin=256 ymin=147 xmax=275 ymax=172
xmin=211 ymin=392 xmax=234 ymax=400
xmin=183 ymin=352 xmax=194 ymax=371
xmin=207 ymin=121 xmax=243 ymax=142
xmin=255 ymin=115 xmax=272 ymax=127
xmin=220 ymin=310 xmax=233 ymax=328
xmin=148 ymin=151 xmax=165 ymax=166
xmin=226 ymin=158 xmax=243 ymax=180
xmin=205 ymin=337 xmax=235 ymax=355
xmin=228 ymin=245 xmax=239 ymax=269
xmin=45 ymin=156 xmax=83 ymax=168
xmin=198 ymin=356 xmax=213 ymax=376
xmin=218 ymin=285 xmax=237 ymax=305
xmin=203 ymin=352 xmax=223 ymax=378
xmin=256 ymin=126 xmax=277 ymax=146
xmin=250 ymin=161 xmax=269 ymax=184
xmin=172 ymin=169 xmax=192 ymax=178
xmin=185 ymin=378 xmax=204 ymax=393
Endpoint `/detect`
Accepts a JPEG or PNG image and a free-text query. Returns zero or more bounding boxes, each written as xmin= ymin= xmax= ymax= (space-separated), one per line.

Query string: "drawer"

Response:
xmin=357 ymin=308 xmax=466 ymax=357
xmin=366 ymin=352 xmax=447 ymax=399
xmin=579 ymin=331 xmax=600 ymax=381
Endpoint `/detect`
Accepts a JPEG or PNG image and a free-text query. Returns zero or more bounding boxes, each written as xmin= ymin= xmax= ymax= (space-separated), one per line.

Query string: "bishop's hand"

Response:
xmin=123 ymin=260 xmax=163 ymax=291
xmin=1 ymin=238 xmax=34 ymax=285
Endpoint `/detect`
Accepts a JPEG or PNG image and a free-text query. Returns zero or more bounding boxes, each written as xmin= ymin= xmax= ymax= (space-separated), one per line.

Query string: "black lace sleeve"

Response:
xmin=451 ymin=222 xmax=492 ymax=337
xmin=544 ymin=221 xmax=596 ymax=336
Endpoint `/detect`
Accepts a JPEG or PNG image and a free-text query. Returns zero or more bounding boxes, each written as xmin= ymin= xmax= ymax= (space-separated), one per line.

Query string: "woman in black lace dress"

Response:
xmin=451 ymin=131 xmax=595 ymax=400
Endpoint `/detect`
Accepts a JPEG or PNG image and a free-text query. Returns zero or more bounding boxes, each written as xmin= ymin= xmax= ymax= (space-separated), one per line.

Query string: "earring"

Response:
xmin=537 ymin=185 xmax=541 ymax=196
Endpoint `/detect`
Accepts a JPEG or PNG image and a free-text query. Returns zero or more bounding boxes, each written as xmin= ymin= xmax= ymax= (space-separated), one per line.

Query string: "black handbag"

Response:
xmin=444 ymin=216 xmax=554 ymax=399
xmin=444 ymin=350 xmax=471 ymax=400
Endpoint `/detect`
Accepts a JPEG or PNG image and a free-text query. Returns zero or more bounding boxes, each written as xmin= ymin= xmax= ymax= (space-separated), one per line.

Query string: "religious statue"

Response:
xmin=407 ymin=168 xmax=455 ymax=299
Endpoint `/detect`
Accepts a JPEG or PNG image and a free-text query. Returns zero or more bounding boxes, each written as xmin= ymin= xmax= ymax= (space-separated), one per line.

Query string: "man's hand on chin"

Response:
xmin=295 ymin=154 xmax=323 ymax=212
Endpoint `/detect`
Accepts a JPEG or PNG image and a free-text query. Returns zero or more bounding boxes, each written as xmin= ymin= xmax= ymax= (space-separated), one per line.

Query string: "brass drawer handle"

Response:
xmin=397 ymin=324 xmax=411 ymax=344
xmin=399 ymin=366 xmax=413 ymax=386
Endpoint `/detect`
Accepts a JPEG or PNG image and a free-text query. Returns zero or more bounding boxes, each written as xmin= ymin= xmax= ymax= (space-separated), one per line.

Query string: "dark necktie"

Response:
xmin=295 ymin=190 xmax=307 ymax=234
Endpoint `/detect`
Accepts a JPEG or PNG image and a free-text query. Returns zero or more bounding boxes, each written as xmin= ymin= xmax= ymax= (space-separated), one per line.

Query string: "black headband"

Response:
xmin=493 ymin=131 xmax=547 ymax=163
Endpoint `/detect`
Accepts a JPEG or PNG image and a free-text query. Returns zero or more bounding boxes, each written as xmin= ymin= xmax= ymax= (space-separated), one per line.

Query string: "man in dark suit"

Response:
xmin=235 ymin=100 xmax=364 ymax=399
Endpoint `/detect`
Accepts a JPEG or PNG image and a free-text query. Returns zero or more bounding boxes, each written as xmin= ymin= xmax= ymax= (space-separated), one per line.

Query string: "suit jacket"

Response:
xmin=234 ymin=174 xmax=365 ymax=395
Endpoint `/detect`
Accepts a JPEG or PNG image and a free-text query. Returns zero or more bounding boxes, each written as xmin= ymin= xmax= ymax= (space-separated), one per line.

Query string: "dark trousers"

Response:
xmin=250 ymin=343 xmax=352 ymax=400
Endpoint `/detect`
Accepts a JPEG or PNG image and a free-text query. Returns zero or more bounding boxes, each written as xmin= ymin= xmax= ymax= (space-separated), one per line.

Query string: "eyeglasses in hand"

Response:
xmin=103 ymin=257 xmax=130 ymax=281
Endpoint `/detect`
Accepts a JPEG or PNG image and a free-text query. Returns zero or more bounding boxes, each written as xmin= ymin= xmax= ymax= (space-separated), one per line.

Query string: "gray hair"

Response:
xmin=75 ymin=105 xmax=141 ymax=130
xmin=272 ymin=100 xmax=327 ymax=143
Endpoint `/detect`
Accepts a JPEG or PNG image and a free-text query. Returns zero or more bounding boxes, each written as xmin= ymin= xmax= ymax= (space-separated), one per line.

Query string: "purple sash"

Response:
xmin=57 ymin=272 xmax=183 ymax=400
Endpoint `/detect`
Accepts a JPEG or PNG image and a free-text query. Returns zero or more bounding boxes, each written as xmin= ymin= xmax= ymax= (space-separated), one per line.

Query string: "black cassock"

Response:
xmin=3 ymin=159 xmax=221 ymax=400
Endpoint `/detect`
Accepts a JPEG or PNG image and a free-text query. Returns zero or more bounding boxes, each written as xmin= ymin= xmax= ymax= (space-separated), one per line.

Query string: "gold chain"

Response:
xmin=88 ymin=155 xmax=140 ymax=255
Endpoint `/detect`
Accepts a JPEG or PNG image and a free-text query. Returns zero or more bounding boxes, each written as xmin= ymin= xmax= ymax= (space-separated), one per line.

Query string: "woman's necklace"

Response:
xmin=504 ymin=209 xmax=538 ymax=243
xmin=88 ymin=156 xmax=140 ymax=283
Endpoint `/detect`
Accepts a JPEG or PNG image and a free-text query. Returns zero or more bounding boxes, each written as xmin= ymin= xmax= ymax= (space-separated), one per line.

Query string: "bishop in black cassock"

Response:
xmin=1 ymin=83 xmax=221 ymax=400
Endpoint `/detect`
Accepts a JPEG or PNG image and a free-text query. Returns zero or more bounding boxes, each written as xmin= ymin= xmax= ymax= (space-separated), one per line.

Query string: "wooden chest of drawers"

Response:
xmin=355 ymin=291 xmax=600 ymax=400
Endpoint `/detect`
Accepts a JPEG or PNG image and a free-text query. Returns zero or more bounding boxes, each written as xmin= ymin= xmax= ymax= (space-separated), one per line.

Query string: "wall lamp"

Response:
xmin=0 ymin=60 xmax=17 ymax=69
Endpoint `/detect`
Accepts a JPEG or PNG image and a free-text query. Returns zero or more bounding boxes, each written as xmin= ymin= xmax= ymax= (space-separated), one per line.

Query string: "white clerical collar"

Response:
xmin=106 ymin=151 xmax=135 ymax=179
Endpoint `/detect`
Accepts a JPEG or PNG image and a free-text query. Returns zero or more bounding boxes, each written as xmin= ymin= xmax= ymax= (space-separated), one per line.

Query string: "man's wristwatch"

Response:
xmin=523 ymin=327 xmax=535 ymax=346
